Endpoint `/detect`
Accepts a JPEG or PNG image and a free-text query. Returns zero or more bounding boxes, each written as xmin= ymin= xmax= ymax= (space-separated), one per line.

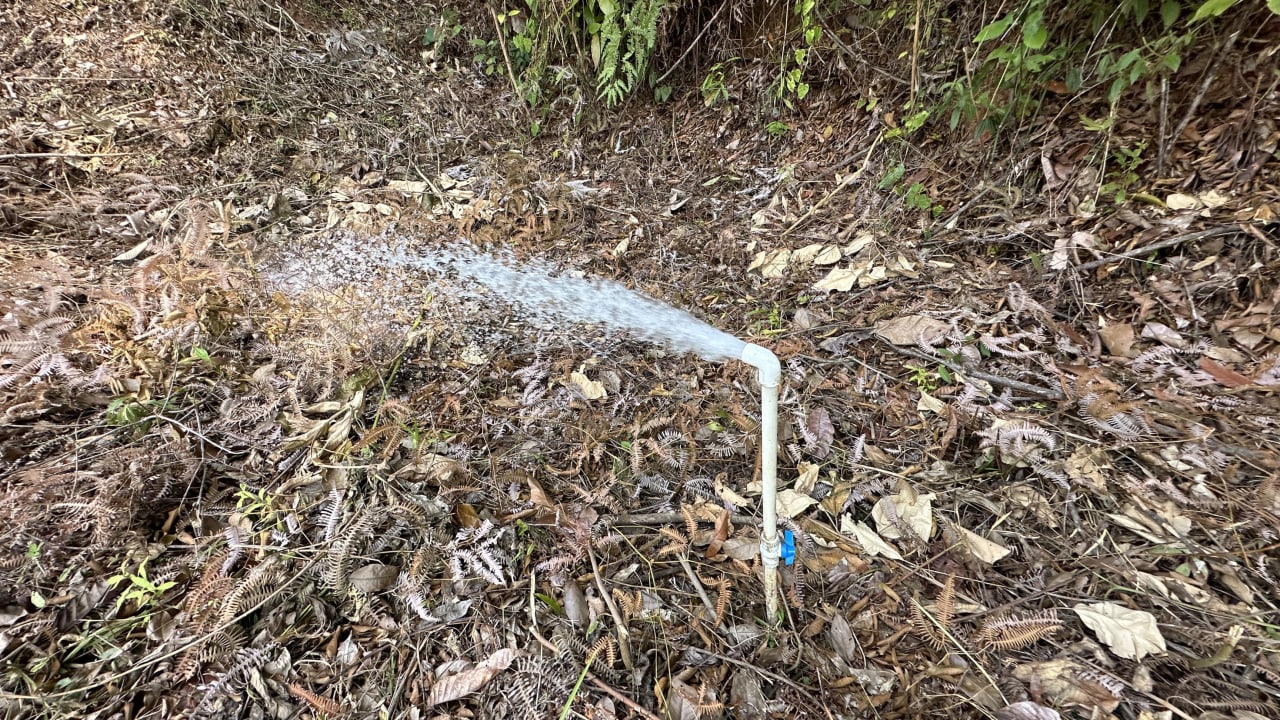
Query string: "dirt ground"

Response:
xmin=2 ymin=1 xmax=1280 ymax=719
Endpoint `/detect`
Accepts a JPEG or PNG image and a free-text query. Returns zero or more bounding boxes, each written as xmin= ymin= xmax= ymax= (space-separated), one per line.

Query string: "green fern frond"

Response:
xmin=595 ymin=0 xmax=664 ymax=106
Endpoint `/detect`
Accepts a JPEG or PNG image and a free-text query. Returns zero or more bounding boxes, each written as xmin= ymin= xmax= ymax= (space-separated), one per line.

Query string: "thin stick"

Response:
xmin=783 ymin=131 xmax=883 ymax=237
xmin=611 ymin=512 xmax=757 ymax=526
xmin=1156 ymin=75 xmax=1169 ymax=178
xmin=1072 ymin=225 xmax=1244 ymax=272
xmin=816 ymin=19 xmax=910 ymax=86
xmin=1168 ymin=30 xmax=1239 ymax=155
xmin=529 ymin=568 xmax=662 ymax=720
xmin=677 ymin=554 xmax=720 ymax=627
xmin=909 ymin=0 xmax=923 ymax=106
xmin=589 ymin=547 xmax=635 ymax=670
xmin=13 ymin=76 xmax=153 ymax=82
xmin=700 ymin=650 xmax=836 ymax=720
xmin=652 ymin=2 xmax=728 ymax=88
xmin=491 ymin=9 xmax=523 ymax=105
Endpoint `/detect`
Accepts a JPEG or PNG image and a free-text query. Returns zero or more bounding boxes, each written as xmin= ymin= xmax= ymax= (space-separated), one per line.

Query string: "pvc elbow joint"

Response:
xmin=740 ymin=343 xmax=781 ymax=387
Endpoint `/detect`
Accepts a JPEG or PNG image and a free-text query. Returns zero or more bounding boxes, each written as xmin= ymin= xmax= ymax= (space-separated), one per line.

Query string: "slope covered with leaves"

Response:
xmin=1 ymin=1 xmax=1279 ymax=720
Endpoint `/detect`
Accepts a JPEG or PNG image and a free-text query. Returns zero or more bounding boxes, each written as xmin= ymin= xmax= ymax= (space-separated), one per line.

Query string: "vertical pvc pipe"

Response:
xmin=739 ymin=343 xmax=782 ymax=623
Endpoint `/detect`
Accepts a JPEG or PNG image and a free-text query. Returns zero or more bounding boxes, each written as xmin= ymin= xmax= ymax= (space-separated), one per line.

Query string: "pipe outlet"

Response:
xmin=740 ymin=343 xmax=781 ymax=387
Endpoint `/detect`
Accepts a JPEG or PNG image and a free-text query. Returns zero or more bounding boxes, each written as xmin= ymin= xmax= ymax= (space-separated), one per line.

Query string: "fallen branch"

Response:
xmin=0 ymin=152 xmax=130 ymax=160
xmin=1073 ymin=225 xmax=1246 ymax=272
xmin=885 ymin=343 xmax=1065 ymax=401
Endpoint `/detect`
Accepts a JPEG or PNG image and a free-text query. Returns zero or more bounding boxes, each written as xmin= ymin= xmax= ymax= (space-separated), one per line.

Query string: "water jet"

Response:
xmin=428 ymin=250 xmax=787 ymax=621
xmin=280 ymin=241 xmax=787 ymax=621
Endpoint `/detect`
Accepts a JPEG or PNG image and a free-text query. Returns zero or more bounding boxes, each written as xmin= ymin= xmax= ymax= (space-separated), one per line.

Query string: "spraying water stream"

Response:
xmin=272 ymin=237 xmax=783 ymax=620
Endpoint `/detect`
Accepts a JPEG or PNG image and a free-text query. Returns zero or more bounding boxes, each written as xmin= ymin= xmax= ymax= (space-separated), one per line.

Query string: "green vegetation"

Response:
xmin=448 ymin=0 xmax=1277 ymax=150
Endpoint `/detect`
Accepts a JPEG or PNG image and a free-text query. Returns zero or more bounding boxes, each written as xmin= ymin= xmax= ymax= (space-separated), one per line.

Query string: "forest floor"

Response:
xmin=2 ymin=1 xmax=1279 ymax=719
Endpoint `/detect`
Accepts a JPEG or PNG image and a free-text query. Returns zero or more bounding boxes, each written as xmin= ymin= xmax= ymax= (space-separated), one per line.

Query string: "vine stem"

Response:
xmin=652 ymin=2 xmax=728 ymax=88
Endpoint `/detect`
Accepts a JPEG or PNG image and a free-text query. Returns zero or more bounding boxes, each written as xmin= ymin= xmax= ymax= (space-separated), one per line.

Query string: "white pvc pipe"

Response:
xmin=739 ymin=343 xmax=782 ymax=622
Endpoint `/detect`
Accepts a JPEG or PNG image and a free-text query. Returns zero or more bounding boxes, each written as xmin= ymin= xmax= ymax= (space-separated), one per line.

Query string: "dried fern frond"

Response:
xmin=588 ymin=636 xmax=617 ymax=667
xmin=909 ymin=575 xmax=957 ymax=650
xmin=978 ymin=334 xmax=1036 ymax=359
xmin=195 ymin=643 xmax=277 ymax=715
xmin=680 ymin=505 xmax=699 ymax=541
xmin=446 ymin=518 xmax=507 ymax=585
xmin=657 ymin=526 xmax=690 ymax=556
xmin=324 ymin=507 xmax=382 ymax=592
xmin=1078 ymin=394 xmax=1150 ymax=440
xmin=714 ymin=582 xmax=732 ymax=625
xmin=288 ymin=684 xmax=346 ymax=717
xmin=613 ymin=588 xmax=643 ymax=620
xmin=975 ymin=609 xmax=1062 ymax=651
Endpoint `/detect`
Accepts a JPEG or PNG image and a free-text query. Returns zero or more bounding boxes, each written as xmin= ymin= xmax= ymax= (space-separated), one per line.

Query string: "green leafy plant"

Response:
xmin=1098 ymin=140 xmax=1147 ymax=204
xmin=766 ymin=120 xmax=791 ymax=137
xmin=105 ymin=397 xmax=157 ymax=427
xmin=903 ymin=182 xmax=943 ymax=216
xmin=905 ymin=363 xmax=940 ymax=392
xmin=884 ymin=110 xmax=931 ymax=140
xmin=701 ymin=62 xmax=731 ymax=107
xmin=878 ymin=161 xmax=943 ymax=216
xmin=108 ymin=560 xmax=177 ymax=610
xmin=236 ymin=484 xmax=287 ymax=532
xmin=746 ymin=305 xmax=784 ymax=337
xmin=422 ymin=9 xmax=462 ymax=50
xmin=472 ymin=9 xmax=533 ymax=78
xmin=771 ymin=0 xmax=821 ymax=109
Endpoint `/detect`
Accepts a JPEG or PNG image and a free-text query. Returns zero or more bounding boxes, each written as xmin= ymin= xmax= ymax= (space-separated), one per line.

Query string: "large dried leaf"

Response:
xmin=1011 ymin=659 xmax=1121 ymax=712
xmin=1198 ymin=357 xmax=1250 ymax=387
xmin=349 ymin=563 xmax=399 ymax=592
xmin=841 ymin=518 xmax=903 ymax=560
xmin=666 ymin=677 xmax=717 ymax=720
xmin=790 ymin=243 xmax=825 ymax=264
xmin=955 ymin=525 xmax=1010 ymax=564
xmin=562 ymin=579 xmax=589 ymax=627
xmin=748 ymin=248 xmax=791 ymax=278
xmin=872 ymin=487 xmax=934 ymax=541
xmin=393 ymin=453 xmax=464 ymax=483
xmin=729 ymin=671 xmax=767 ymax=720
xmin=805 ymin=407 xmax=834 ymax=458
xmin=424 ymin=648 xmax=520 ymax=707
xmin=827 ymin=612 xmax=858 ymax=663
xmin=812 ymin=265 xmax=863 ymax=292
xmin=1073 ymin=602 xmax=1166 ymax=660
xmin=1048 ymin=230 xmax=1097 ymax=271
xmin=874 ymin=315 xmax=949 ymax=346
xmin=849 ymin=667 xmax=896 ymax=695
xmin=794 ymin=462 xmax=821 ymax=494
xmin=776 ymin=488 xmax=818 ymax=517
xmin=1098 ymin=323 xmax=1135 ymax=357
xmin=569 ymin=369 xmax=607 ymax=400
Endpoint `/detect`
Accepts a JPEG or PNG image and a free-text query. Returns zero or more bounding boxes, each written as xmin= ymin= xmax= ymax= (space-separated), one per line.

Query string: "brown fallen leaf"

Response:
xmin=423 ymin=648 xmax=521 ymax=707
xmin=349 ymin=563 xmax=400 ymax=592
xmin=1198 ymin=357 xmax=1251 ymax=388
xmin=706 ymin=507 xmax=732 ymax=559
xmin=874 ymin=315 xmax=949 ymax=346
xmin=1011 ymin=659 xmax=1121 ymax=713
xmin=805 ymin=407 xmax=834 ymax=459
xmin=1098 ymin=323 xmax=1135 ymax=357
